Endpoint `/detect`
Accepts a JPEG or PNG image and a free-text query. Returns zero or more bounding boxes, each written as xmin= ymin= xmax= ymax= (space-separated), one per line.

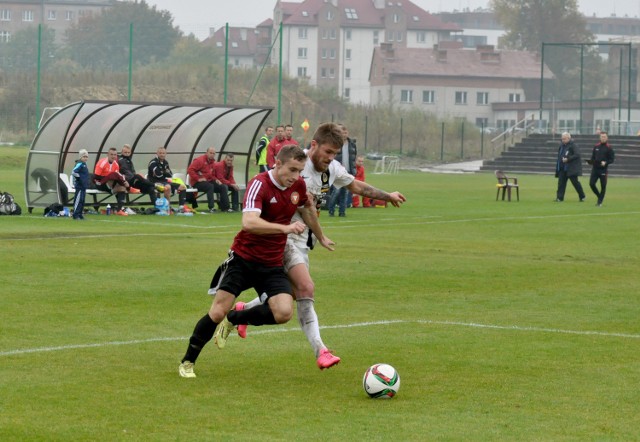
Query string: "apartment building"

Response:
xmin=271 ymin=0 xmax=461 ymax=105
xmin=0 ymin=0 xmax=115 ymax=44
xmin=369 ymin=42 xmax=554 ymax=127
xmin=437 ymin=9 xmax=640 ymax=50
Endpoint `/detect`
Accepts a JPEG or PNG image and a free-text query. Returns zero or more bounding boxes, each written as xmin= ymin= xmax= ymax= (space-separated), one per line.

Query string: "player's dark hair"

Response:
xmin=277 ymin=144 xmax=306 ymax=164
xmin=312 ymin=122 xmax=344 ymax=149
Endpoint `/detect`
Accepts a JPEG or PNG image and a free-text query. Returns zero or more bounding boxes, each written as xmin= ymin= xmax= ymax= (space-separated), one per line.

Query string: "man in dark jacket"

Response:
xmin=589 ymin=131 xmax=615 ymax=206
xmin=118 ymin=144 xmax=157 ymax=205
xmin=328 ymin=124 xmax=357 ymax=216
xmin=555 ymin=132 xmax=586 ymax=202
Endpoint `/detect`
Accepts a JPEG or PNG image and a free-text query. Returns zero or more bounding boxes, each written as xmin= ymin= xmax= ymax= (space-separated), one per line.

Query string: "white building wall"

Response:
xmin=340 ymin=27 xmax=377 ymax=104
xmin=405 ymin=30 xmax=443 ymax=49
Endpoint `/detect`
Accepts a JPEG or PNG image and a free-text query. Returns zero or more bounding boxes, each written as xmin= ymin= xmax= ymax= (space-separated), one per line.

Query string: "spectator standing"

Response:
xmin=148 ymin=147 xmax=187 ymax=210
xmin=328 ymin=124 xmax=357 ymax=217
xmin=187 ymin=147 xmax=229 ymax=213
xmin=214 ymin=153 xmax=241 ymax=212
xmin=352 ymin=155 xmax=372 ymax=208
xmin=284 ymin=124 xmax=299 ymax=146
xmin=255 ymin=126 xmax=273 ymax=173
xmin=589 ymin=132 xmax=615 ymax=206
xmin=266 ymin=125 xmax=287 ymax=169
xmin=71 ymin=149 xmax=90 ymax=220
xmin=555 ymin=132 xmax=586 ymax=202
xmin=93 ymin=147 xmax=129 ymax=216
xmin=118 ymin=144 xmax=157 ymax=206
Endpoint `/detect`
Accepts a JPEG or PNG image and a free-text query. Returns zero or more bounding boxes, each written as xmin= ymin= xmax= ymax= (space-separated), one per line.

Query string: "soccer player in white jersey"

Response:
xmin=239 ymin=122 xmax=407 ymax=369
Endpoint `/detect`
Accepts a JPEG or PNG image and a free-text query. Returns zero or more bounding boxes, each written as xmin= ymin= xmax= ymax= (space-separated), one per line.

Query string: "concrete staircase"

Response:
xmin=480 ymin=134 xmax=640 ymax=177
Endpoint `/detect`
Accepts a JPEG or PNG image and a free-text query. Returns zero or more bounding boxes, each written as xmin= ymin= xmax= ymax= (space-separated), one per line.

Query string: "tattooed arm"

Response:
xmin=346 ymin=180 xmax=406 ymax=207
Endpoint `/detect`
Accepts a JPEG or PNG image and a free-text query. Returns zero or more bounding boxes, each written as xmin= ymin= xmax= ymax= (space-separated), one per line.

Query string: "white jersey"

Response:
xmin=289 ymin=153 xmax=354 ymax=249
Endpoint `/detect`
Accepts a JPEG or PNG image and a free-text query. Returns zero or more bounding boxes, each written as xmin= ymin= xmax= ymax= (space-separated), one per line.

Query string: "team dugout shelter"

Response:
xmin=25 ymin=100 xmax=272 ymax=212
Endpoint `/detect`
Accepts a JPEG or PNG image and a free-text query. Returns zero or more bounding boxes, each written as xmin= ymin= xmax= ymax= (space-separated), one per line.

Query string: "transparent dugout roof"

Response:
xmin=25 ymin=100 xmax=272 ymax=209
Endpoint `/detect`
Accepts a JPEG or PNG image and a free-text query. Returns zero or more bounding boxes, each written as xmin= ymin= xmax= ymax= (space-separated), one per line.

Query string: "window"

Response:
xmin=321 ymin=29 xmax=328 ymax=40
xmin=477 ymin=92 xmax=489 ymax=105
xmin=330 ymin=29 xmax=337 ymax=39
xmin=345 ymin=68 xmax=351 ymax=79
xmin=417 ymin=31 xmax=426 ymax=43
xmin=396 ymin=32 xmax=403 ymax=42
xmin=298 ymin=48 xmax=307 ymax=59
xmin=321 ymin=48 xmax=327 ymax=59
xmin=65 ymin=11 xmax=74 ymax=21
xmin=298 ymin=28 xmax=308 ymax=39
xmin=0 ymin=9 xmax=11 ymax=21
xmin=231 ymin=42 xmax=238 ymax=48
xmin=329 ymin=48 xmax=336 ymax=59
xmin=0 ymin=30 xmax=10 ymax=42
xmin=346 ymin=49 xmax=352 ymax=60
xmin=344 ymin=88 xmax=351 ymax=98
xmin=326 ymin=10 xmax=333 ymax=21
xmin=345 ymin=29 xmax=352 ymax=40
xmin=393 ymin=13 xmax=400 ymax=23
xmin=345 ymin=8 xmax=358 ymax=20
xmin=22 ymin=10 xmax=34 ymax=22
xmin=509 ymin=93 xmax=521 ymax=102
xmin=297 ymin=67 xmax=307 ymax=77
xmin=216 ymin=42 xmax=223 ymax=47
xmin=400 ymin=90 xmax=413 ymax=103
xmin=476 ymin=118 xmax=489 ymax=127
xmin=329 ymin=68 xmax=335 ymax=78
xmin=422 ymin=90 xmax=435 ymax=104
xmin=47 ymin=10 xmax=57 ymax=20
xmin=321 ymin=68 xmax=327 ymax=78
xmin=386 ymin=31 xmax=394 ymax=42
xmin=373 ymin=30 xmax=379 ymax=45
xmin=455 ymin=91 xmax=468 ymax=105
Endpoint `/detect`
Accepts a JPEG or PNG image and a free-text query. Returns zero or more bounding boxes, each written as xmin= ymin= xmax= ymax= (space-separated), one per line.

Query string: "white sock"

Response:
xmin=243 ymin=293 xmax=267 ymax=309
xmin=296 ymin=298 xmax=325 ymax=357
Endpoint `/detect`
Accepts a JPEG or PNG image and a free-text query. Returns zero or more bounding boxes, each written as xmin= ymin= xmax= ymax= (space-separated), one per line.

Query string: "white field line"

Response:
xmin=8 ymin=211 xmax=640 ymax=241
xmin=1 ymin=319 xmax=639 ymax=358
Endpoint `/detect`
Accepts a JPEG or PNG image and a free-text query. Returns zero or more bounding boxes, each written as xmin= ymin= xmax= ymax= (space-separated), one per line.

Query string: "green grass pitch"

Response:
xmin=1 ymin=146 xmax=639 ymax=440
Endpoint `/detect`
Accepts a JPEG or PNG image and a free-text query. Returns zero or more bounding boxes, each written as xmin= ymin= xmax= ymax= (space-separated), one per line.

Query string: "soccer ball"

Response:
xmin=362 ymin=363 xmax=400 ymax=398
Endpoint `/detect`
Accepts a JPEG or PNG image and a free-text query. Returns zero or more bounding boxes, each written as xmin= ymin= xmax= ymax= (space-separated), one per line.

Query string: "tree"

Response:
xmin=0 ymin=26 xmax=57 ymax=71
xmin=491 ymin=0 xmax=607 ymax=100
xmin=64 ymin=0 xmax=180 ymax=70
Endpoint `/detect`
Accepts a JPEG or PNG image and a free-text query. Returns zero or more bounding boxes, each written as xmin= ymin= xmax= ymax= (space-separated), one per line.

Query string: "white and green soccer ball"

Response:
xmin=363 ymin=363 xmax=400 ymax=398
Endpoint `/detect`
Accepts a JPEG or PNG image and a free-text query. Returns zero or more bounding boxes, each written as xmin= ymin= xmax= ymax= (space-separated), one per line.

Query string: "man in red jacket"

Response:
xmin=93 ymin=147 xmax=129 ymax=215
xmin=214 ymin=153 xmax=240 ymax=212
xmin=187 ymin=146 xmax=229 ymax=213
xmin=266 ymin=125 xmax=287 ymax=169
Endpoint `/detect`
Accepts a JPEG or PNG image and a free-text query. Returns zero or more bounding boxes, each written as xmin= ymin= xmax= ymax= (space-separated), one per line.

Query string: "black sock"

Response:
xmin=182 ymin=314 xmax=217 ymax=363
xmin=229 ymin=302 xmax=276 ymax=326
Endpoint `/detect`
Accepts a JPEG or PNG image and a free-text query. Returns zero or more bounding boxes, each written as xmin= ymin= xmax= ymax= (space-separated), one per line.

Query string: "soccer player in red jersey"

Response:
xmin=179 ymin=145 xmax=335 ymax=378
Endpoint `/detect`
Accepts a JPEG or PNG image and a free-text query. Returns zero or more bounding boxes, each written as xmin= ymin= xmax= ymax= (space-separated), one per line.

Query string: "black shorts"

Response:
xmin=208 ymin=250 xmax=291 ymax=299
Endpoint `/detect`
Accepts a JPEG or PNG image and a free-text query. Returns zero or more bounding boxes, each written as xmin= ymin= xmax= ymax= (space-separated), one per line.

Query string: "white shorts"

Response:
xmin=284 ymin=239 xmax=309 ymax=273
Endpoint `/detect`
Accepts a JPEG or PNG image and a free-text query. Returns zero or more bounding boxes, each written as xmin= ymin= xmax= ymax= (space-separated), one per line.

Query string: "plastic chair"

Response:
xmin=495 ymin=170 xmax=519 ymax=201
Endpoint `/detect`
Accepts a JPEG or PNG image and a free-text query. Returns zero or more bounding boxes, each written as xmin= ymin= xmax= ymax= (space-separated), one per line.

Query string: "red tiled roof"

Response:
xmin=374 ymin=46 xmax=553 ymax=80
xmin=203 ymin=27 xmax=258 ymax=56
xmin=278 ymin=0 xmax=460 ymax=31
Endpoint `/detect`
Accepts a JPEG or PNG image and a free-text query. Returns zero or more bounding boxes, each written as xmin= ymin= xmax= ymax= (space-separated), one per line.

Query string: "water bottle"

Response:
xmin=63 ymin=207 xmax=70 ymax=217
xmin=106 ymin=204 xmax=111 ymax=215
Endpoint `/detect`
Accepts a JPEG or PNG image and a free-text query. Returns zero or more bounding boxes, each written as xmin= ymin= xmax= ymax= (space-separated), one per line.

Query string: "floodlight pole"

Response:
xmin=539 ymin=43 xmax=544 ymax=122
xmin=579 ymin=45 xmax=584 ymax=133
xmin=36 ymin=24 xmax=42 ymax=130
xmin=224 ymin=23 xmax=229 ymax=105
xmin=278 ymin=21 xmax=283 ymax=124
xmin=128 ymin=23 xmax=133 ymax=101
